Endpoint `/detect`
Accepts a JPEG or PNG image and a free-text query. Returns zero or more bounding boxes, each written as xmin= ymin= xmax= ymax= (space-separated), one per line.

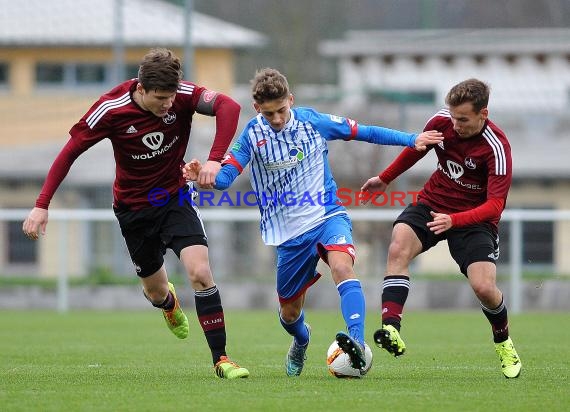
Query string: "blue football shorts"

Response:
xmin=275 ymin=213 xmax=356 ymax=303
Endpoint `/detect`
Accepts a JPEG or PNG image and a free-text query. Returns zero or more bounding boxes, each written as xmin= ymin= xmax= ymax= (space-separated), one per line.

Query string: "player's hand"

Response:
xmin=359 ymin=176 xmax=389 ymax=205
xmin=196 ymin=160 xmax=221 ymax=189
xmin=427 ymin=211 xmax=452 ymax=234
xmin=182 ymin=159 xmax=202 ymax=181
xmin=22 ymin=207 xmax=48 ymax=240
xmin=414 ymin=130 xmax=443 ymax=151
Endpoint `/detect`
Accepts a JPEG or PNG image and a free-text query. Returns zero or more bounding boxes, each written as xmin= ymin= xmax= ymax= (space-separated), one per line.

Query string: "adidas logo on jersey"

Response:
xmin=126 ymin=125 xmax=138 ymax=134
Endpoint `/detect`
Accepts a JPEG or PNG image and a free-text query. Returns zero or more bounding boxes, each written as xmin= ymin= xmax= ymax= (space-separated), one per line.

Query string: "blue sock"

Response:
xmin=337 ymin=279 xmax=365 ymax=345
xmin=279 ymin=310 xmax=309 ymax=346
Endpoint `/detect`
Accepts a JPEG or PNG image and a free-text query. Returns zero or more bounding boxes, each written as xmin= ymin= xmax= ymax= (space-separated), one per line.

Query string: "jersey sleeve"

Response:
xmin=379 ymin=147 xmax=429 ymax=183
xmin=35 ymin=138 xmax=89 ymax=209
xmin=69 ymin=98 xmax=114 ymax=148
xmin=302 ymin=108 xmax=416 ymax=147
xmin=298 ymin=108 xmax=359 ymax=141
xmin=36 ymin=103 xmax=112 ymax=209
xmin=485 ymin=138 xmax=512 ymax=200
xmin=214 ymin=126 xmax=253 ymax=189
xmin=450 ymin=198 xmax=505 ymax=227
xmin=180 ymin=82 xmax=241 ymax=162
xmin=354 ymin=124 xmax=416 ymax=147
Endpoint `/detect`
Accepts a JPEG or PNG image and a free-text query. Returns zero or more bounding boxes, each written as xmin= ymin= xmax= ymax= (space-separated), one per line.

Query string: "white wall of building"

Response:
xmin=338 ymin=53 xmax=570 ymax=111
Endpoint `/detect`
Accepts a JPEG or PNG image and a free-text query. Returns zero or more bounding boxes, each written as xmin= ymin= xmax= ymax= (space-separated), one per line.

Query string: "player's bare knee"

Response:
xmin=187 ymin=264 xmax=214 ymax=289
xmin=471 ymin=280 xmax=497 ymax=301
xmin=387 ymin=240 xmax=414 ymax=266
xmin=330 ymin=263 xmax=354 ymax=283
xmin=280 ymin=306 xmax=301 ymax=323
xmin=144 ymin=285 xmax=169 ymax=305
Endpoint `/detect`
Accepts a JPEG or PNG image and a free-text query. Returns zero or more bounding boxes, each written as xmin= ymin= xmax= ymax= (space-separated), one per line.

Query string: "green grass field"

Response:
xmin=1 ymin=310 xmax=568 ymax=412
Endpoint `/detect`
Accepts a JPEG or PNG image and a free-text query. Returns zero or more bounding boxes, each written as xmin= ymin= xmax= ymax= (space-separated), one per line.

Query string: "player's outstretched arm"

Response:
xmin=22 ymin=207 xmax=48 ymax=240
xmin=414 ymin=130 xmax=443 ymax=151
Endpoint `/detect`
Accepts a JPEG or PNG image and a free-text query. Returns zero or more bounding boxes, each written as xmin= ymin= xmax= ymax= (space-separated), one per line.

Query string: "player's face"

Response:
xmin=448 ymin=102 xmax=488 ymax=139
xmin=254 ymin=94 xmax=294 ymax=131
xmin=136 ymin=84 xmax=176 ymax=117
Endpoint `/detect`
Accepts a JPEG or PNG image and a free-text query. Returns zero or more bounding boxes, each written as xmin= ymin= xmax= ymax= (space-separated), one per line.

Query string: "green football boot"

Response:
xmin=495 ymin=337 xmax=522 ymax=378
xmin=162 ymin=282 xmax=189 ymax=339
xmin=214 ymin=356 xmax=250 ymax=379
xmin=373 ymin=324 xmax=406 ymax=357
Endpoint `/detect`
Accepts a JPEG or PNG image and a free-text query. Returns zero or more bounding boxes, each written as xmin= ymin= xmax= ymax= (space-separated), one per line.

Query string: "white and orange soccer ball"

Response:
xmin=326 ymin=340 xmax=373 ymax=378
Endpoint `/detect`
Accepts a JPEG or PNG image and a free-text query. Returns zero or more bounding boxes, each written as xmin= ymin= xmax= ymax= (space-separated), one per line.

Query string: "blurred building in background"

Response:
xmin=0 ymin=0 xmax=266 ymax=277
xmin=319 ymin=28 xmax=570 ymax=275
xmin=0 ymin=0 xmax=569 ymax=287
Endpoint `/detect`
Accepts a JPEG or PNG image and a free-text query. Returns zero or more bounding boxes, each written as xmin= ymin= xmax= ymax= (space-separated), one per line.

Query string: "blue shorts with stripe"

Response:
xmin=275 ymin=213 xmax=356 ymax=303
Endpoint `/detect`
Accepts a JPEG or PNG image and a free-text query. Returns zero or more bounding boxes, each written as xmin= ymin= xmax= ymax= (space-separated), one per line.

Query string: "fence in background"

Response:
xmin=1 ymin=208 xmax=570 ymax=314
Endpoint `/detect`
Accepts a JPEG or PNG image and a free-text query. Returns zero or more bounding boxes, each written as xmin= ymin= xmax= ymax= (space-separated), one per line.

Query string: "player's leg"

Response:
xmin=177 ymin=243 xmax=249 ymax=379
xmin=280 ymin=295 xmax=311 ymax=376
xmin=454 ymin=228 xmax=521 ymax=378
xmin=328 ymin=251 xmax=364 ymax=346
xmin=141 ymin=265 xmax=190 ymax=339
xmin=375 ymin=203 xmax=431 ymax=356
xmin=467 ymin=261 xmax=521 ymax=378
xmin=114 ymin=206 xmax=190 ymax=340
xmin=328 ymin=250 xmax=366 ymax=369
xmin=315 ymin=214 xmax=367 ymax=369
xmin=276 ymin=232 xmax=320 ymax=376
xmin=167 ymin=192 xmax=248 ymax=378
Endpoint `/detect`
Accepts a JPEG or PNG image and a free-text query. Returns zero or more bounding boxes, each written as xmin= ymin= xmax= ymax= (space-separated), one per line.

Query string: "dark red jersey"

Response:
xmin=36 ymin=79 xmax=239 ymax=210
xmin=418 ymin=109 xmax=512 ymax=227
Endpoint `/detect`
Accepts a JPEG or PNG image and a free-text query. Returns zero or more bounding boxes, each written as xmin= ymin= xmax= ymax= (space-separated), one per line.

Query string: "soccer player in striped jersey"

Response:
xmin=22 ymin=48 xmax=249 ymax=379
xmin=184 ymin=68 xmax=443 ymax=376
xmin=361 ymin=78 xmax=522 ymax=378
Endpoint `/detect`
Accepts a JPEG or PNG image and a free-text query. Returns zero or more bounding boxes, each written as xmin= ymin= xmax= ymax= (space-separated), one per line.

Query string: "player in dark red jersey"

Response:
xmin=22 ymin=48 xmax=249 ymax=379
xmin=361 ymin=78 xmax=521 ymax=379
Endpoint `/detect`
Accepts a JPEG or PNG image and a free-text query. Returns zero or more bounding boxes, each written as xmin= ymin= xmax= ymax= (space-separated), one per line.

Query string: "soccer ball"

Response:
xmin=326 ymin=340 xmax=373 ymax=378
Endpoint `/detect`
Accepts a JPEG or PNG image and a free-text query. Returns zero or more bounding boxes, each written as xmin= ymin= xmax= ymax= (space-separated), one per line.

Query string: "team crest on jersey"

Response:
xmin=464 ymin=157 xmax=477 ymax=169
xmin=289 ymin=146 xmax=304 ymax=161
xmin=163 ymin=112 xmax=176 ymax=124
xmin=142 ymin=132 xmax=164 ymax=150
xmin=446 ymin=160 xmax=464 ymax=179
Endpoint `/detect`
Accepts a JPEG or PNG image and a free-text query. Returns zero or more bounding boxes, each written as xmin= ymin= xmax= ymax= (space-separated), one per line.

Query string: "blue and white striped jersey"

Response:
xmin=216 ymin=107 xmax=417 ymax=245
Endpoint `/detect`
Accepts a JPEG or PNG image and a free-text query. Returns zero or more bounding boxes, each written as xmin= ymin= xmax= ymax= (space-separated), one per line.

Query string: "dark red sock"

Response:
xmin=381 ymin=275 xmax=410 ymax=331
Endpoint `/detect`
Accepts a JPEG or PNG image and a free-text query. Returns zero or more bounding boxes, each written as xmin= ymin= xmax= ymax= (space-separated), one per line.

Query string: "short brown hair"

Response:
xmin=137 ymin=48 xmax=183 ymax=92
xmin=250 ymin=68 xmax=290 ymax=104
xmin=445 ymin=78 xmax=490 ymax=112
